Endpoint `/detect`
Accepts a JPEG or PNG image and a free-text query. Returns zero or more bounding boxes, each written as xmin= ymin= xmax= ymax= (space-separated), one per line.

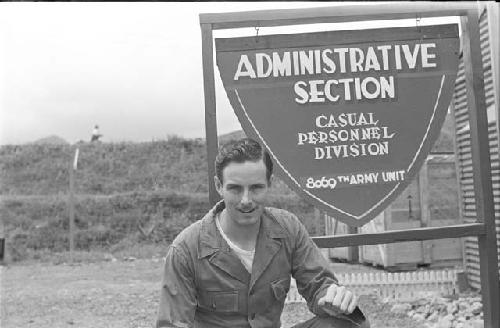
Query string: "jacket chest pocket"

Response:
xmin=198 ymin=290 xmax=239 ymax=313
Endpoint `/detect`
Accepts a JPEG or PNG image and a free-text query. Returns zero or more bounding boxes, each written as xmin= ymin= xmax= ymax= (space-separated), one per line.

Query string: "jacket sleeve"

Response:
xmin=289 ymin=214 xmax=338 ymax=315
xmin=290 ymin=214 xmax=369 ymax=326
xmin=156 ymin=245 xmax=197 ymax=328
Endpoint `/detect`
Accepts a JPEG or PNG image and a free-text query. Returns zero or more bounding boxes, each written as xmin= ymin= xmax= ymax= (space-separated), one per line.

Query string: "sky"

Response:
xmin=0 ymin=2 xmax=460 ymax=145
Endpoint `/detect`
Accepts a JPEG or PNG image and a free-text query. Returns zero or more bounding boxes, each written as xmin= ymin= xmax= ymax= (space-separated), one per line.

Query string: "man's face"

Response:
xmin=215 ymin=159 xmax=270 ymax=227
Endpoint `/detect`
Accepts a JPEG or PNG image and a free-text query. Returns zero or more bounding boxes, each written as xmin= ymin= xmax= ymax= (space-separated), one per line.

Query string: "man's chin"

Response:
xmin=236 ymin=210 xmax=262 ymax=224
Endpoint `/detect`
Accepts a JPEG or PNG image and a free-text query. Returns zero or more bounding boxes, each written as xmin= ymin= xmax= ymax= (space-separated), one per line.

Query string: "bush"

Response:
xmin=1 ymin=189 xmax=322 ymax=261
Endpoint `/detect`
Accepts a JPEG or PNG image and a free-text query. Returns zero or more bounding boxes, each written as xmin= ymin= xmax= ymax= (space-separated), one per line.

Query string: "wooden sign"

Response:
xmin=215 ymin=24 xmax=459 ymax=226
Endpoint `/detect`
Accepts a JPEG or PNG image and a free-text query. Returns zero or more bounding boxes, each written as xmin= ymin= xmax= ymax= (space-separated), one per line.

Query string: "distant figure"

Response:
xmin=91 ymin=125 xmax=102 ymax=142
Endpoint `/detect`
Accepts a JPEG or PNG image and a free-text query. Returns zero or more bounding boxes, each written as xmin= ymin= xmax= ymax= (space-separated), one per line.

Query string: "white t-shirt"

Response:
xmin=216 ymin=214 xmax=255 ymax=273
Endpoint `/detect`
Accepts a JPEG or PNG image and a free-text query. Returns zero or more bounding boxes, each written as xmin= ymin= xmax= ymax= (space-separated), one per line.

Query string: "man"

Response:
xmin=91 ymin=125 xmax=102 ymax=142
xmin=157 ymin=138 xmax=369 ymax=328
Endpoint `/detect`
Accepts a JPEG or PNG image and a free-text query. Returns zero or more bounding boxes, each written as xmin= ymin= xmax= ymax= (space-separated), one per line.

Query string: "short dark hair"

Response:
xmin=215 ymin=138 xmax=273 ymax=183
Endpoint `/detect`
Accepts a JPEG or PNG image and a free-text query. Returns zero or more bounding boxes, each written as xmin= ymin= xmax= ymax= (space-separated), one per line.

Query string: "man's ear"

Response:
xmin=214 ymin=176 xmax=223 ymax=196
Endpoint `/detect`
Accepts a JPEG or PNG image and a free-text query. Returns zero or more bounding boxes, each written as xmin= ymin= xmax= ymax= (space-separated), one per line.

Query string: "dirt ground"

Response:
xmin=1 ymin=259 xmax=423 ymax=328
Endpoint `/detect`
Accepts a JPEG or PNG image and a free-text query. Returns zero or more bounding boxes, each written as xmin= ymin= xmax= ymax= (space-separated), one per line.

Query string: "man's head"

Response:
xmin=215 ymin=138 xmax=273 ymax=184
xmin=214 ymin=138 xmax=273 ymax=227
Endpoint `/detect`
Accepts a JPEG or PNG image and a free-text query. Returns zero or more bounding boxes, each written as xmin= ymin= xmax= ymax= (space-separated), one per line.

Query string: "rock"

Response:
xmin=470 ymin=302 xmax=482 ymax=315
xmin=412 ymin=313 xmax=426 ymax=321
xmin=458 ymin=301 xmax=469 ymax=312
xmin=415 ymin=303 xmax=430 ymax=314
xmin=436 ymin=317 xmax=453 ymax=328
xmin=443 ymin=314 xmax=455 ymax=322
xmin=391 ymin=303 xmax=411 ymax=314
xmin=104 ymin=254 xmax=117 ymax=262
xmin=428 ymin=312 xmax=439 ymax=322
xmin=415 ymin=291 xmax=441 ymax=300
xmin=447 ymin=302 xmax=459 ymax=315
xmin=467 ymin=319 xmax=483 ymax=328
xmin=435 ymin=303 xmax=448 ymax=314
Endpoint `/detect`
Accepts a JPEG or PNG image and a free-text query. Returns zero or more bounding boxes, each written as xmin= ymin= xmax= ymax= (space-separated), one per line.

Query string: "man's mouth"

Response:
xmin=238 ymin=208 xmax=256 ymax=214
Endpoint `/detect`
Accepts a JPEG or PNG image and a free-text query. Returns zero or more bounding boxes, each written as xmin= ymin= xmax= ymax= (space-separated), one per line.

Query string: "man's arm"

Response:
xmin=156 ymin=245 xmax=197 ymax=328
xmin=290 ymin=215 xmax=367 ymax=324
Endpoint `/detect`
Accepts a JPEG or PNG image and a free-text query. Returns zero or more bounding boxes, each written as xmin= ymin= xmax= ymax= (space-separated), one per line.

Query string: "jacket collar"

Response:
xmin=197 ymin=201 xmax=286 ymax=259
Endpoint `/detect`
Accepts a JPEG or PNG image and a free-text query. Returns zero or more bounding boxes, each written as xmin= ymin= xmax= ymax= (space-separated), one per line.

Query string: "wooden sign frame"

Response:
xmin=199 ymin=3 xmax=499 ymax=327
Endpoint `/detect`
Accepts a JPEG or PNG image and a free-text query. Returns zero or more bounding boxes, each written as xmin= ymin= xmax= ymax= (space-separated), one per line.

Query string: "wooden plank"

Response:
xmin=215 ymin=24 xmax=458 ymax=52
xmin=462 ymin=11 xmax=500 ymax=328
xmin=200 ymin=24 xmax=220 ymax=206
xmin=200 ymin=3 xmax=475 ymax=29
xmin=419 ymin=164 xmax=433 ymax=264
xmin=452 ymin=98 xmax=470 ymax=272
xmin=312 ymin=223 xmax=485 ymax=248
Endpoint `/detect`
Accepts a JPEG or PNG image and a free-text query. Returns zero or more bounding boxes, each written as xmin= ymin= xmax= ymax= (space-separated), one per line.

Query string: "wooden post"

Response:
xmin=419 ymin=162 xmax=433 ymax=264
xmin=200 ymin=23 xmax=220 ymax=206
xmin=69 ymin=161 xmax=75 ymax=262
xmin=347 ymin=226 xmax=359 ymax=263
xmin=462 ymin=11 xmax=500 ymax=328
xmin=68 ymin=148 xmax=79 ymax=263
xmin=0 ymin=215 xmax=4 ymax=264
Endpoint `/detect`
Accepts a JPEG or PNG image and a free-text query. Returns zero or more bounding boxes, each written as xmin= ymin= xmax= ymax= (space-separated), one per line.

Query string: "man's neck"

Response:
xmin=219 ymin=209 xmax=260 ymax=251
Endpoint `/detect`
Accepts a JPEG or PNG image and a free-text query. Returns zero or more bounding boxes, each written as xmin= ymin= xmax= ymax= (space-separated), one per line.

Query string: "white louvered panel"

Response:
xmin=457 ymin=145 xmax=472 ymax=154
xmin=483 ymin=71 xmax=494 ymax=89
xmin=454 ymin=94 xmax=468 ymax=108
xmin=458 ymin=153 xmax=472 ymax=162
xmin=455 ymin=115 xmax=470 ymax=126
xmin=460 ymin=180 xmax=474 ymax=188
xmin=465 ymin=248 xmax=480 ymax=257
xmin=462 ymin=184 xmax=475 ymax=191
xmin=458 ymin=149 xmax=471 ymax=159
xmin=456 ymin=133 xmax=471 ymax=143
xmin=461 ymin=166 xmax=474 ymax=174
xmin=464 ymin=204 xmax=477 ymax=211
xmin=451 ymin=8 xmax=500 ymax=289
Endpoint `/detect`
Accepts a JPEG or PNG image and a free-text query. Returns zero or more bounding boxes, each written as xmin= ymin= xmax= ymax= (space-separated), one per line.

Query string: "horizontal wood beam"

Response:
xmin=312 ymin=223 xmax=486 ymax=248
xmin=200 ymin=2 xmax=476 ymax=30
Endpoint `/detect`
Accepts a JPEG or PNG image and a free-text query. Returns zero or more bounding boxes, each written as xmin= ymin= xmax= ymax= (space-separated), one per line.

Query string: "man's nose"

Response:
xmin=240 ymin=189 xmax=252 ymax=204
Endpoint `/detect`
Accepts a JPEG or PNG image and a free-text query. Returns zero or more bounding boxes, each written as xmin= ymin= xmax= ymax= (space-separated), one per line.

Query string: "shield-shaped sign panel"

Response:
xmin=215 ymin=24 xmax=459 ymax=227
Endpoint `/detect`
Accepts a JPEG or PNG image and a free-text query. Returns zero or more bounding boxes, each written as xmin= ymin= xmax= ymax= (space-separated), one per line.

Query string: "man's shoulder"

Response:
xmin=265 ymin=206 xmax=299 ymax=221
xmin=264 ymin=207 xmax=303 ymax=233
xmin=171 ymin=216 xmax=206 ymax=248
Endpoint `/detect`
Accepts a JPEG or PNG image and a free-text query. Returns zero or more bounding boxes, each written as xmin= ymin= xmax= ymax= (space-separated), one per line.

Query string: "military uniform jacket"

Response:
xmin=157 ymin=202 xmax=365 ymax=328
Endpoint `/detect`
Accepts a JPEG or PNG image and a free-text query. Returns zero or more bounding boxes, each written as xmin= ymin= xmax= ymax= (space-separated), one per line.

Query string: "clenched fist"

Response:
xmin=317 ymin=284 xmax=358 ymax=315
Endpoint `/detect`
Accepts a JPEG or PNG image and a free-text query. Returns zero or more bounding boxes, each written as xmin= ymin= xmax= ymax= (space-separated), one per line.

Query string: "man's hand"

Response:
xmin=317 ymin=284 xmax=358 ymax=315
